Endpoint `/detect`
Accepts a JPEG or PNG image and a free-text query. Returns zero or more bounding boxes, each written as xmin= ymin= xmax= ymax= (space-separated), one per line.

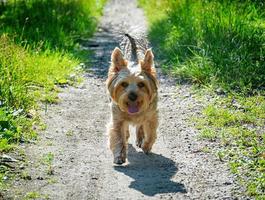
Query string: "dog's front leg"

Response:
xmin=136 ymin=125 xmax=144 ymax=148
xmin=108 ymin=121 xmax=129 ymax=164
xmin=141 ymin=118 xmax=158 ymax=154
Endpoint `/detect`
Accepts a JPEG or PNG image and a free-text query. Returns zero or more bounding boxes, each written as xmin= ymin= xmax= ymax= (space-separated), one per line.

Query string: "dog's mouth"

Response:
xmin=126 ymin=101 xmax=140 ymax=114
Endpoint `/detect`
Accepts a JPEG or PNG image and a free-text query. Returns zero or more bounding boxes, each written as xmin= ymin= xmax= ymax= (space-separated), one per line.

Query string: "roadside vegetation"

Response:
xmin=0 ymin=0 xmax=105 ymax=191
xmin=139 ymin=0 xmax=265 ymax=198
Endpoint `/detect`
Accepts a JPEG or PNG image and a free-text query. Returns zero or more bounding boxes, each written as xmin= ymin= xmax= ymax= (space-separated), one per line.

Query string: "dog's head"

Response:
xmin=106 ymin=47 xmax=158 ymax=115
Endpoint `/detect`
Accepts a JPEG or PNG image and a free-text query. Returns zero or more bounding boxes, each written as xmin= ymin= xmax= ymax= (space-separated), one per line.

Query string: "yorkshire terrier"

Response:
xmin=106 ymin=32 xmax=158 ymax=164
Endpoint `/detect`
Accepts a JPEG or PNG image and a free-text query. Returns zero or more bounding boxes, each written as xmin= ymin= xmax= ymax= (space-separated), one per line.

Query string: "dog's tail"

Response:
xmin=119 ymin=27 xmax=148 ymax=62
xmin=124 ymin=33 xmax=138 ymax=62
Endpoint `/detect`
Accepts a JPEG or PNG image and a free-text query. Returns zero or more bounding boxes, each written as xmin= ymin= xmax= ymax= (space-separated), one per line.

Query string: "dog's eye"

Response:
xmin=121 ymin=82 xmax=128 ymax=88
xmin=138 ymin=82 xmax=145 ymax=88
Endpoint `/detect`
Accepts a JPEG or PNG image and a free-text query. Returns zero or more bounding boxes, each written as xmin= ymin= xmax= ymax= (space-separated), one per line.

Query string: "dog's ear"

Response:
xmin=141 ymin=49 xmax=154 ymax=71
xmin=107 ymin=47 xmax=128 ymax=95
xmin=111 ymin=47 xmax=127 ymax=72
xmin=141 ymin=49 xmax=156 ymax=76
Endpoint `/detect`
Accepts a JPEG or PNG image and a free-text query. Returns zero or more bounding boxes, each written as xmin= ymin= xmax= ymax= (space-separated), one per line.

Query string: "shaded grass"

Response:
xmin=139 ymin=0 xmax=265 ymax=198
xmin=0 ymin=0 xmax=105 ymax=50
xmin=139 ymin=0 xmax=265 ymax=92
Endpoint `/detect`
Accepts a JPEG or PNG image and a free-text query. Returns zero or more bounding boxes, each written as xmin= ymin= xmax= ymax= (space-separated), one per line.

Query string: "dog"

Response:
xmin=106 ymin=32 xmax=159 ymax=165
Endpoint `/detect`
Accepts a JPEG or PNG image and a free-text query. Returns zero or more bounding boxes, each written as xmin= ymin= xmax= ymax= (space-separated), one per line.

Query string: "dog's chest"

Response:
xmin=125 ymin=109 xmax=157 ymax=125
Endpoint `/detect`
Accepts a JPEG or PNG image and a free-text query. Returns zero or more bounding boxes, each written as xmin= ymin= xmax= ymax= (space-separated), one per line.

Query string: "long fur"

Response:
xmin=106 ymin=30 xmax=159 ymax=165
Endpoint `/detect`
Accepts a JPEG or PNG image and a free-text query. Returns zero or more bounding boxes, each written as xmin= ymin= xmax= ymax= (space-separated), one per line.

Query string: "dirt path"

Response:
xmin=5 ymin=0 xmax=240 ymax=199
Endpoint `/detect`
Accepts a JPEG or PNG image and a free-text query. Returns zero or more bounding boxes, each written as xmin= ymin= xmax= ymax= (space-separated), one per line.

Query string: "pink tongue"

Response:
xmin=128 ymin=105 xmax=139 ymax=114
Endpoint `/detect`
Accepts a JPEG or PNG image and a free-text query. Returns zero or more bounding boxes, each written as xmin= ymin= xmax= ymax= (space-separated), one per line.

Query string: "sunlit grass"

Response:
xmin=196 ymin=94 xmax=265 ymax=198
xmin=0 ymin=35 xmax=78 ymax=149
xmin=0 ymin=0 xmax=106 ymax=191
xmin=139 ymin=0 xmax=265 ymax=92
xmin=139 ymin=0 xmax=265 ymax=198
xmin=0 ymin=0 xmax=105 ymax=50
xmin=0 ymin=36 xmax=79 ymax=109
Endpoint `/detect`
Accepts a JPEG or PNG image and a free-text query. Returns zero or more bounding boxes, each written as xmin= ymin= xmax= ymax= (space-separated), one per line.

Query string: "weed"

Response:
xmin=198 ymin=128 xmax=217 ymax=141
xmin=20 ymin=171 xmax=31 ymax=180
xmin=65 ymin=130 xmax=74 ymax=137
xmin=201 ymin=146 xmax=211 ymax=153
xmin=42 ymin=152 xmax=54 ymax=175
xmin=47 ymin=177 xmax=57 ymax=184
xmin=24 ymin=191 xmax=41 ymax=200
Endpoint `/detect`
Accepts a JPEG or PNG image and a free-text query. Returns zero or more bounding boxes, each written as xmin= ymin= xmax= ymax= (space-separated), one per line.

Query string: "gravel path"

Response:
xmin=5 ymin=0 xmax=240 ymax=199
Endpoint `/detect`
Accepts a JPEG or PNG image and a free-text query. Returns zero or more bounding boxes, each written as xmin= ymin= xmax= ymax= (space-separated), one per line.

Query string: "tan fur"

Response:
xmin=106 ymin=47 xmax=159 ymax=164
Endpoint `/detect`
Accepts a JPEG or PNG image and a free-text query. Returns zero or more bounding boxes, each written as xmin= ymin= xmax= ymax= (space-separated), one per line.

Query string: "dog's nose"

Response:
xmin=128 ymin=92 xmax=138 ymax=101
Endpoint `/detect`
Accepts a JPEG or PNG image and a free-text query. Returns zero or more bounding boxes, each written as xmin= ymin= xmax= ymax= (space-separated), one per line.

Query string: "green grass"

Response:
xmin=42 ymin=152 xmax=55 ymax=175
xmin=0 ymin=0 xmax=105 ymax=192
xmin=139 ymin=0 xmax=265 ymax=92
xmin=0 ymin=28 xmax=79 ymax=155
xmin=196 ymin=93 xmax=265 ymax=198
xmin=139 ymin=0 xmax=265 ymax=198
xmin=0 ymin=0 xmax=104 ymax=50
xmin=23 ymin=191 xmax=49 ymax=200
xmin=24 ymin=191 xmax=42 ymax=200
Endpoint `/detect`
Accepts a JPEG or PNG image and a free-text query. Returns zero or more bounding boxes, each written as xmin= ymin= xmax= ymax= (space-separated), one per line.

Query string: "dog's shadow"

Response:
xmin=114 ymin=144 xmax=187 ymax=196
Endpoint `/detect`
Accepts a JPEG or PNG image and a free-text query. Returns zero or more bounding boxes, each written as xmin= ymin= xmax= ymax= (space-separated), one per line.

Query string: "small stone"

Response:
xmin=22 ymin=174 xmax=32 ymax=180
xmin=19 ymin=164 xmax=25 ymax=169
xmin=223 ymin=181 xmax=232 ymax=185
xmin=0 ymin=154 xmax=18 ymax=162
xmin=37 ymin=176 xmax=44 ymax=180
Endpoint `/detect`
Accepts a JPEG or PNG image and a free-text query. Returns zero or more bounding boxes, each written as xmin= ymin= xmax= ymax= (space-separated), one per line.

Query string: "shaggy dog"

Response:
xmin=106 ymin=32 xmax=159 ymax=164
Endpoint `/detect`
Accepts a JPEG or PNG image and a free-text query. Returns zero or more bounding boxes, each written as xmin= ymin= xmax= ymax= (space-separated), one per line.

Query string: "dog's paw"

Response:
xmin=141 ymin=143 xmax=152 ymax=154
xmin=136 ymin=138 xmax=143 ymax=148
xmin=113 ymin=144 xmax=127 ymax=165
xmin=113 ymin=156 xmax=126 ymax=165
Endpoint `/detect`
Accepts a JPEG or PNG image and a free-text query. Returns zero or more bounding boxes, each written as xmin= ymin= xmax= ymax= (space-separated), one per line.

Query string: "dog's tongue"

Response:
xmin=128 ymin=103 xmax=139 ymax=114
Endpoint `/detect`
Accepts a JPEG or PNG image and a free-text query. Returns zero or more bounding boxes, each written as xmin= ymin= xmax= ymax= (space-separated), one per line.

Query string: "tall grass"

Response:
xmin=0 ymin=0 xmax=105 ymax=191
xmin=0 ymin=0 xmax=105 ymax=50
xmin=0 ymin=35 xmax=79 ymax=112
xmin=139 ymin=0 xmax=265 ymax=92
xmin=0 ymin=0 xmax=105 ymax=151
xmin=139 ymin=0 xmax=265 ymax=198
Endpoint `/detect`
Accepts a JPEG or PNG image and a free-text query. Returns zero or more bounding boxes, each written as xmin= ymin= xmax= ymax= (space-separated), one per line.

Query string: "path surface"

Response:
xmin=6 ymin=0 xmax=240 ymax=199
